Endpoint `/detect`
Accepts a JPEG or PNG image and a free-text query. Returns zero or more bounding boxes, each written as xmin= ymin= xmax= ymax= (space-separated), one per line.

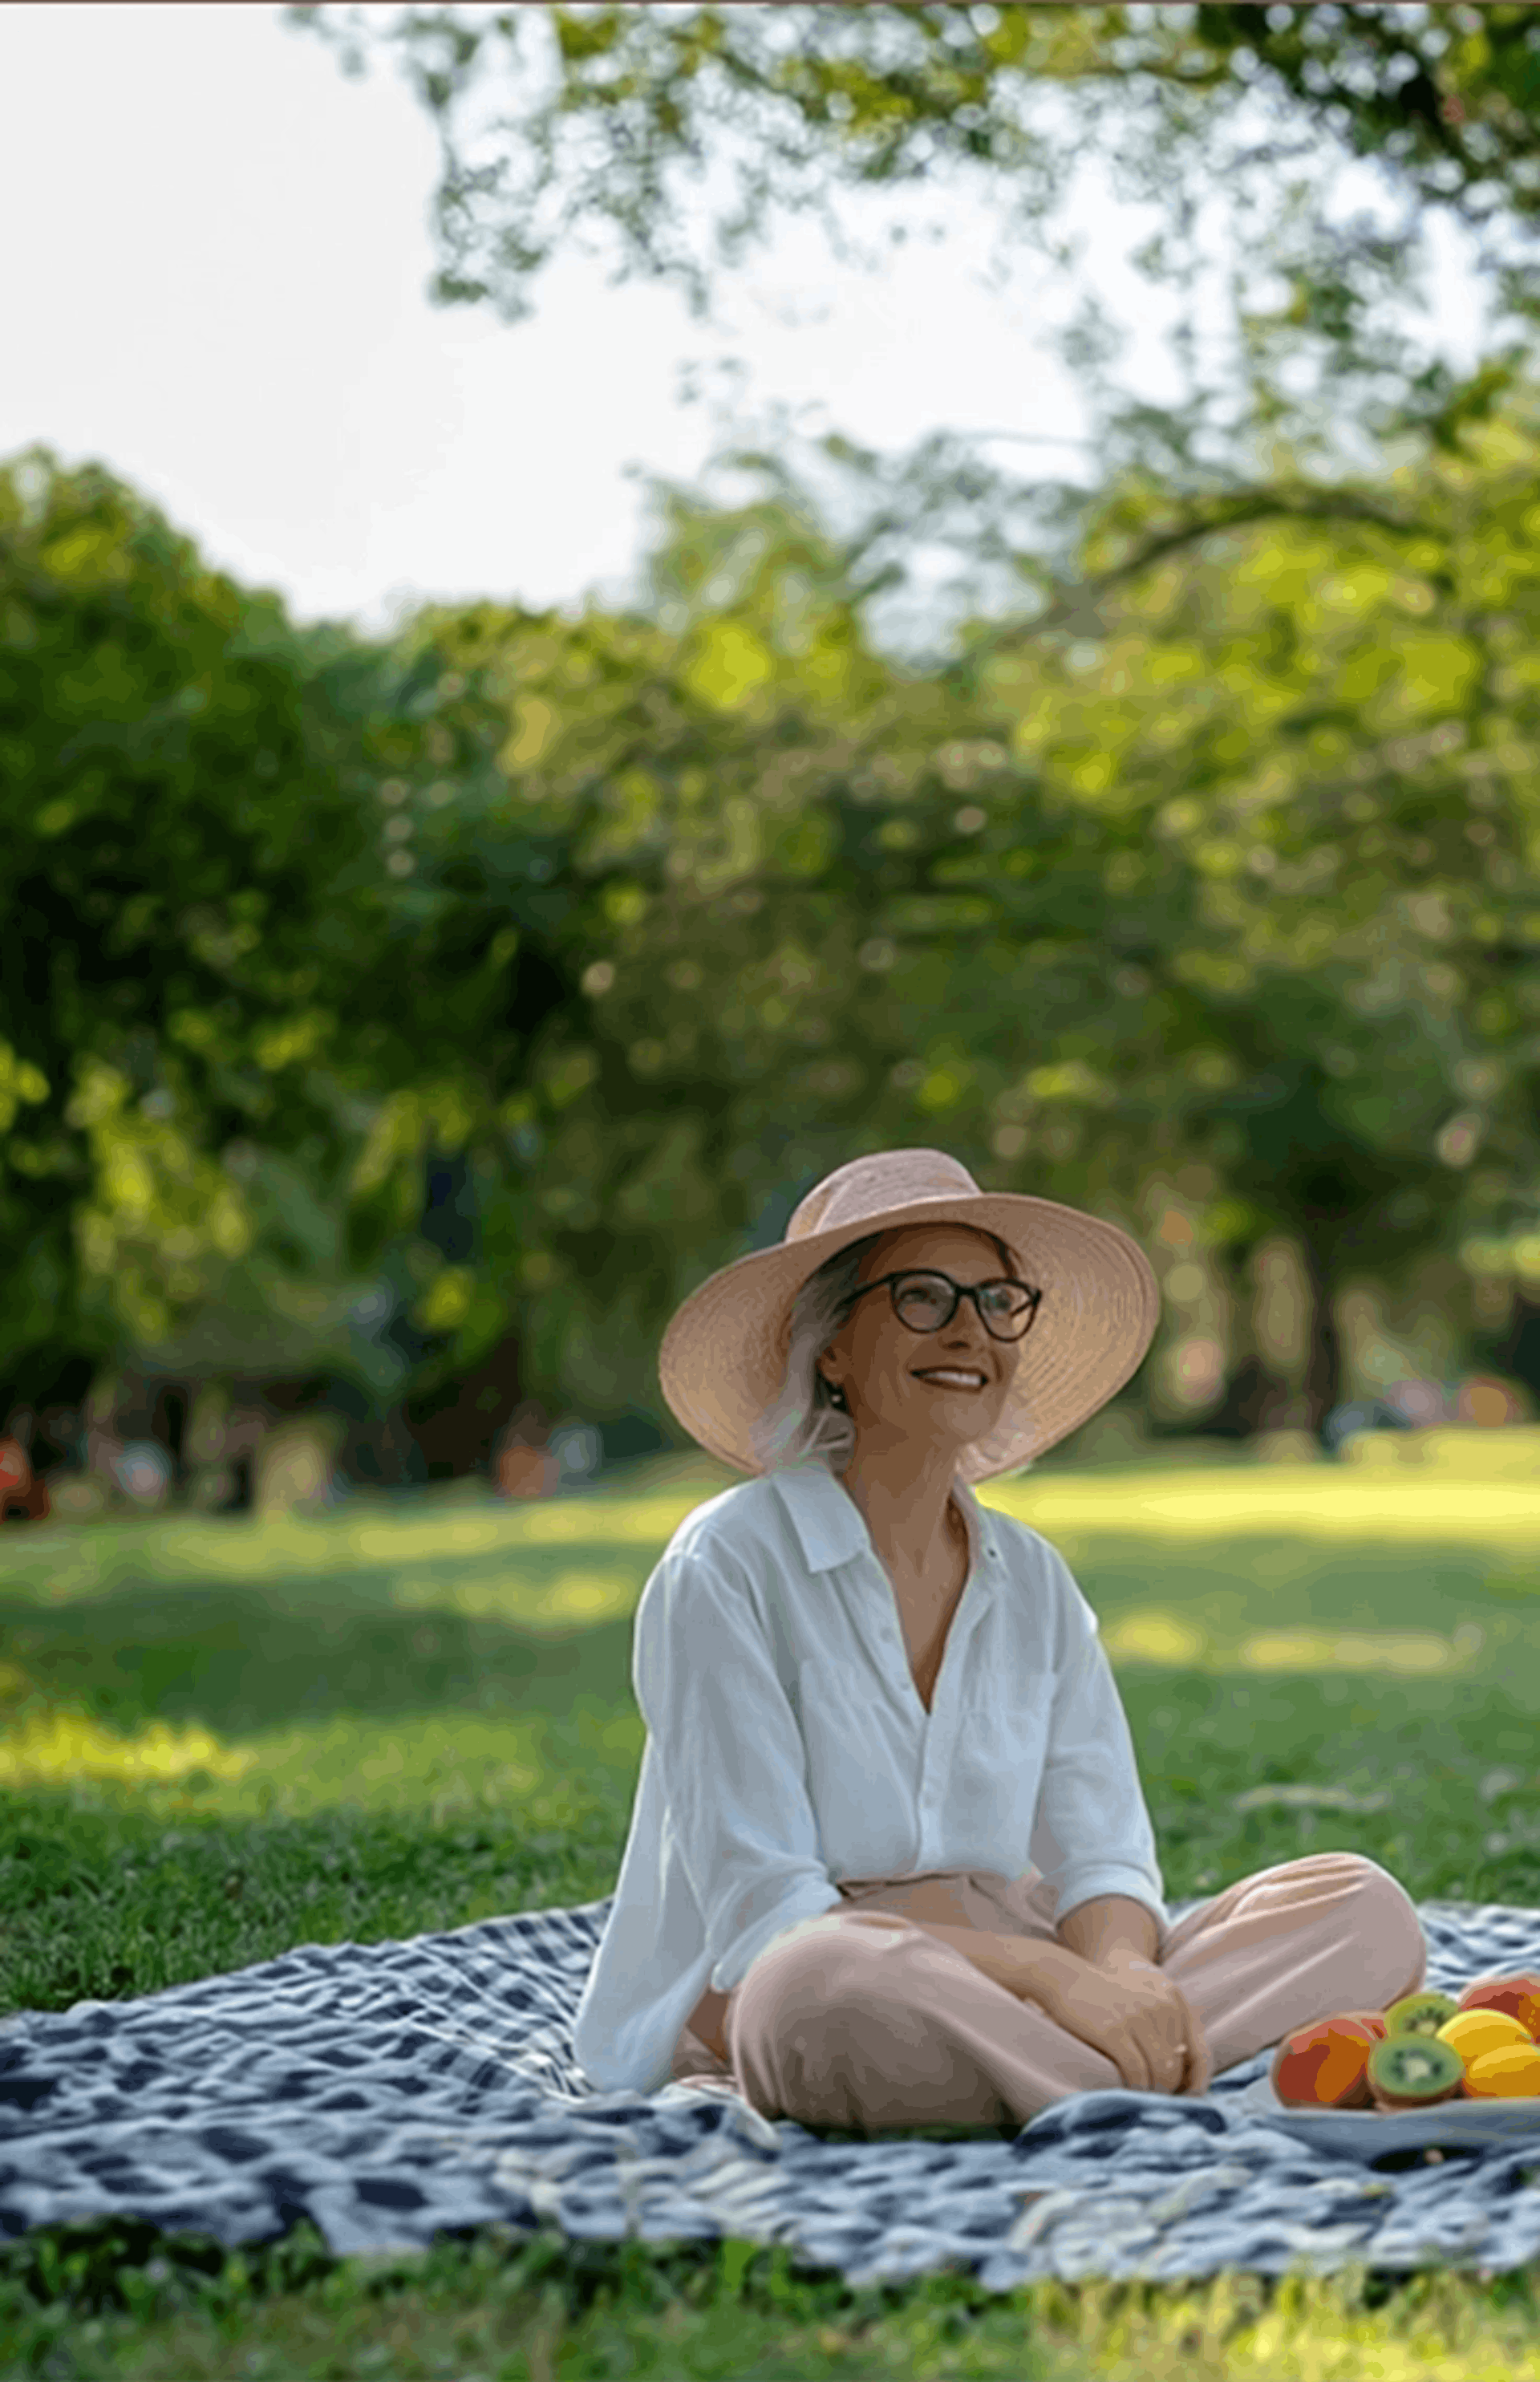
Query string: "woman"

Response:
xmin=573 ymin=1149 xmax=1427 ymax=2133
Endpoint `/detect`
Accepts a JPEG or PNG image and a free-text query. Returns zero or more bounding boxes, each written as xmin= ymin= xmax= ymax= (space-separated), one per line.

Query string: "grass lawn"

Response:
xmin=4 ymin=1448 xmax=1540 ymax=2377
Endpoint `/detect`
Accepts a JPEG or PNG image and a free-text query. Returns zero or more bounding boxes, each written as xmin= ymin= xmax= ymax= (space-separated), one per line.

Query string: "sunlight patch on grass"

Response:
xmin=988 ymin=1468 xmax=1540 ymax=1548
xmin=1343 ymin=1424 xmax=1540 ymax=1477
xmin=1100 ymin=1611 xmax=1210 ymax=1666
xmin=209 ymin=1713 xmax=550 ymax=1817
xmin=0 ymin=1492 xmax=715 ymax=1609
xmin=5 ymin=1465 xmax=1534 ymax=1628
xmin=0 ymin=1516 xmax=359 ymax=1605
xmin=473 ymin=1493 xmax=726 ymax=1548
xmin=1219 ymin=2266 xmax=1540 ymax=2382
xmin=119 ymin=1705 xmax=648 ymax=1823
xmin=0 ymin=1709 xmax=253 ymax=1786
xmin=388 ymin=1564 xmax=639 ymax=1629
xmin=0 ymin=1706 xmax=588 ymax=1818
xmin=1237 ymin=1624 xmax=1485 ymax=1676
xmin=325 ymin=1495 xmax=713 ymax=1565
xmin=1031 ymin=2263 xmax=1540 ymax=2382
xmin=1099 ymin=1608 xmax=1492 ymax=1680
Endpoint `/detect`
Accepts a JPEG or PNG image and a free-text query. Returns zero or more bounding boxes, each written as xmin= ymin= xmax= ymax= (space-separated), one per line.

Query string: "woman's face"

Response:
xmin=816 ymin=1223 xmax=1025 ymax=1453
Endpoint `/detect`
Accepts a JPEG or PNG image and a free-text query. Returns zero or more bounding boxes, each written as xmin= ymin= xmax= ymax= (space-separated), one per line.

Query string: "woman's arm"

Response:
xmin=1056 ymin=1894 xmax=1161 ymax=1968
xmin=893 ymin=1919 xmax=1084 ymax=1999
xmin=1028 ymin=1572 xmax=1169 ymax=1935
xmin=634 ymin=1545 xmax=845 ymax=1995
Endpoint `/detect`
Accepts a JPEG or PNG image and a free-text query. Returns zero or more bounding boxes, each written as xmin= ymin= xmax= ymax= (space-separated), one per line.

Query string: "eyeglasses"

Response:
xmin=841 ymin=1270 xmax=1044 ymax=1343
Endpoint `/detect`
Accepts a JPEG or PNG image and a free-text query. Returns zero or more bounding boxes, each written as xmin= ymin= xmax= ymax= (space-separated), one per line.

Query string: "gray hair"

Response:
xmin=748 ymin=1223 xmax=1021 ymax=1476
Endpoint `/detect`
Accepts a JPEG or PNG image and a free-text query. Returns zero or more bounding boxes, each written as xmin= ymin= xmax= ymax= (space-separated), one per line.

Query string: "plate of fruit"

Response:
xmin=1234 ymin=1972 xmax=1540 ymax=2159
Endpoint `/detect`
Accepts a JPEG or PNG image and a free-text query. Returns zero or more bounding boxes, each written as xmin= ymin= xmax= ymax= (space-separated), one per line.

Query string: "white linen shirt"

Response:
xmin=572 ymin=1459 xmax=1168 ymax=2095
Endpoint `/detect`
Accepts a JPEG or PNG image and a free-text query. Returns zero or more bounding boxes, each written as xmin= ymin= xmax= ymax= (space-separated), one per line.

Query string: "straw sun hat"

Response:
xmin=658 ymin=1147 xmax=1161 ymax=1485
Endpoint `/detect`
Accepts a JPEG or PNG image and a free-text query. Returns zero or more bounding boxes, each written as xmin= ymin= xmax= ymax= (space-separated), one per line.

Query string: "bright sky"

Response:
xmin=1 ymin=4 xmax=1499 ymax=655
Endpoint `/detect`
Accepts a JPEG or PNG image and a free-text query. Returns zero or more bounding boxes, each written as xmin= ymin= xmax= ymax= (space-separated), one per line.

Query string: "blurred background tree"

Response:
xmin=6 ymin=351 xmax=1540 ymax=1479
xmin=284 ymin=2 xmax=1540 ymax=478
xmin=6 ymin=5 xmax=1539 ymax=1494
xmin=0 ymin=451 xmax=396 ymax=1412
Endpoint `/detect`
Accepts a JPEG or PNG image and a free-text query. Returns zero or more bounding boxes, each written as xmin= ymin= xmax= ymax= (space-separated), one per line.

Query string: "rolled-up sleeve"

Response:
xmin=634 ymin=1545 xmax=845 ymax=1993
xmin=1028 ymin=1572 xmax=1169 ymax=1938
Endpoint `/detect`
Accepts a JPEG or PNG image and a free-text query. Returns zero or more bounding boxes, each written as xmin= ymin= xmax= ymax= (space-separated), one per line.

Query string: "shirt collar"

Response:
xmin=768 ymin=1460 xmax=997 ymax=1577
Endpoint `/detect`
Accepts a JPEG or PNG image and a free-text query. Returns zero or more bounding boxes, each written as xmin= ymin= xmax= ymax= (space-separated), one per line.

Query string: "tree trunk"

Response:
xmin=1477 ymin=1288 xmax=1540 ymax=1412
xmin=1297 ymin=1232 xmax=1343 ymax=1434
xmin=1205 ymin=1352 xmax=1295 ymax=1439
xmin=404 ymin=1329 xmax=525 ymax=1481
xmin=1203 ymin=1240 xmax=1294 ymax=1439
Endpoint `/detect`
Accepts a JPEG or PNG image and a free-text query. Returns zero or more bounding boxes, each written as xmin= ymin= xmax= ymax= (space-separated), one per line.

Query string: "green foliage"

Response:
xmin=0 ymin=450 xmax=735 ymax=1422
xmin=7 ymin=354 xmax=1540 ymax=1436
xmin=525 ymin=378 xmax=1540 ymax=1417
xmin=0 ymin=449 xmax=438 ymax=1390
xmin=148 ymin=0 xmax=1532 ymax=1445
xmin=285 ymin=2 xmax=1540 ymax=472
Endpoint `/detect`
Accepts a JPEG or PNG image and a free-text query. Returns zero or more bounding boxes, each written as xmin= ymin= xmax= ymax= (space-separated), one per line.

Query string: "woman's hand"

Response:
xmin=1025 ymin=1942 xmax=1211 ymax=2096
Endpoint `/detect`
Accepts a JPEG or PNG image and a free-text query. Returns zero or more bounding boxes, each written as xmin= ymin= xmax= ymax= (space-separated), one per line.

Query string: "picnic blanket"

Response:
xmin=6 ymin=1895 xmax=1540 ymax=2287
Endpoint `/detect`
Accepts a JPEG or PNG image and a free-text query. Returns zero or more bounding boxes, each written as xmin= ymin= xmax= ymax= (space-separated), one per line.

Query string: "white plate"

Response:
xmin=1234 ymin=2072 xmax=1540 ymax=2161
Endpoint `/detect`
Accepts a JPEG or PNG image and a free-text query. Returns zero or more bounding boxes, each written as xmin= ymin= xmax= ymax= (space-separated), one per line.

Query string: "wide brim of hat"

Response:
xmin=658 ymin=1189 xmax=1161 ymax=1483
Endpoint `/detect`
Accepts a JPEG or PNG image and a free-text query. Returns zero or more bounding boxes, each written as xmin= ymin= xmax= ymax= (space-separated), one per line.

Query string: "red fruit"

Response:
xmin=1270 ymin=2016 xmax=1378 ymax=2109
xmin=1456 ymin=1974 xmax=1540 ymax=2036
xmin=1336 ymin=2008 xmax=1389 ymax=2042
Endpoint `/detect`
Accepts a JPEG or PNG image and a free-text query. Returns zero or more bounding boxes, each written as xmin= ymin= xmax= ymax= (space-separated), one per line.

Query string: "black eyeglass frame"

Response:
xmin=839 ymin=1269 xmax=1044 ymax=1343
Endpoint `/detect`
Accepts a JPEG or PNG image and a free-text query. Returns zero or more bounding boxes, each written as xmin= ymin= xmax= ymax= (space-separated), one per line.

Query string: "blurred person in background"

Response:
xmin=0 ymin=1409 xmax=49 ymax=1522
xmin=493 ymin=1401 xmax=557 ymax=1499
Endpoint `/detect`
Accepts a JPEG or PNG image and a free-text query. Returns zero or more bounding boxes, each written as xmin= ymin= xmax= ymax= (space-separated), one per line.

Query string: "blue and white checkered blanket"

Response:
xmin=6 ymin=1897 xmax=1540 ymax=2286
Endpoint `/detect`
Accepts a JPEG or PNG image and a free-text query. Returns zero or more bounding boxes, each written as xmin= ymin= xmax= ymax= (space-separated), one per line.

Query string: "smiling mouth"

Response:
xmin=912 ymin=1370 xmax=989 ymax=1390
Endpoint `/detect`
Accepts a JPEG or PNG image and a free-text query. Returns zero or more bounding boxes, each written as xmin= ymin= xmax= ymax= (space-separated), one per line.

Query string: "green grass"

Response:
xmin=3 ymin=1451 xmax=1540 ymax=2377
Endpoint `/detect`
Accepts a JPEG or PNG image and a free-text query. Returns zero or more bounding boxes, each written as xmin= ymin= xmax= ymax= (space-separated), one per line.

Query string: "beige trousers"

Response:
xmin=671 ymin=1852 xmax=1427 ymax=2135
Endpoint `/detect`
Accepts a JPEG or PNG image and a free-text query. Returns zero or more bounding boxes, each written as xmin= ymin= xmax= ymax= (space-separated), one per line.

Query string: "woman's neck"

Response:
xmin=837 ymin=1450 xmax=961 ymax=1577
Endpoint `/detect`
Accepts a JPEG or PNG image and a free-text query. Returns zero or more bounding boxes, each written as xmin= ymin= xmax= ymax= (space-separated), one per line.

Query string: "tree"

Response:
xmin=11 ymin=341 xmax=1538 ymax=1461
xmin=0 ymin=444 xmax=907 ymax=1451
xmin=285 ymin=2 xmax=1540 ymax=478
xmin=0 ymin=448 xmax=619 ymax=1462
xmin=364 ymin=347 xmax=1540 ymax=1439
xmin=597 ymin=368 xmax=1540 ymax=1428
xmin=919 ymin=360 xmax=1540 ymax=1427
xmin=0 ymin=447 xmax=407 ymax=1403
xmin=267 ymin=0 xmax=1540 ymax=1406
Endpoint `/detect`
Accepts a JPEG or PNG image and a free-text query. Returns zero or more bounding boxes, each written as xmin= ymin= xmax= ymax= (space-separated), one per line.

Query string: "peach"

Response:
xmin=1455 ymin=1973 xmax=1540 ymax=2035
xmin=1335 ymin=2008 xmax=1389 ymax=2042
xmin=1270 ymin=2016 xmax=1378 ymax=2109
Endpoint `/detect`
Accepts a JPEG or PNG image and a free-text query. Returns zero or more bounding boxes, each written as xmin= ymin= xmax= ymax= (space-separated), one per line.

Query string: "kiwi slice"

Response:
xmin=1384 ymin=1990 xmax=1460 ymax=2039
xmin=1367 ymin=2034 xmax=1464 ymax=2109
